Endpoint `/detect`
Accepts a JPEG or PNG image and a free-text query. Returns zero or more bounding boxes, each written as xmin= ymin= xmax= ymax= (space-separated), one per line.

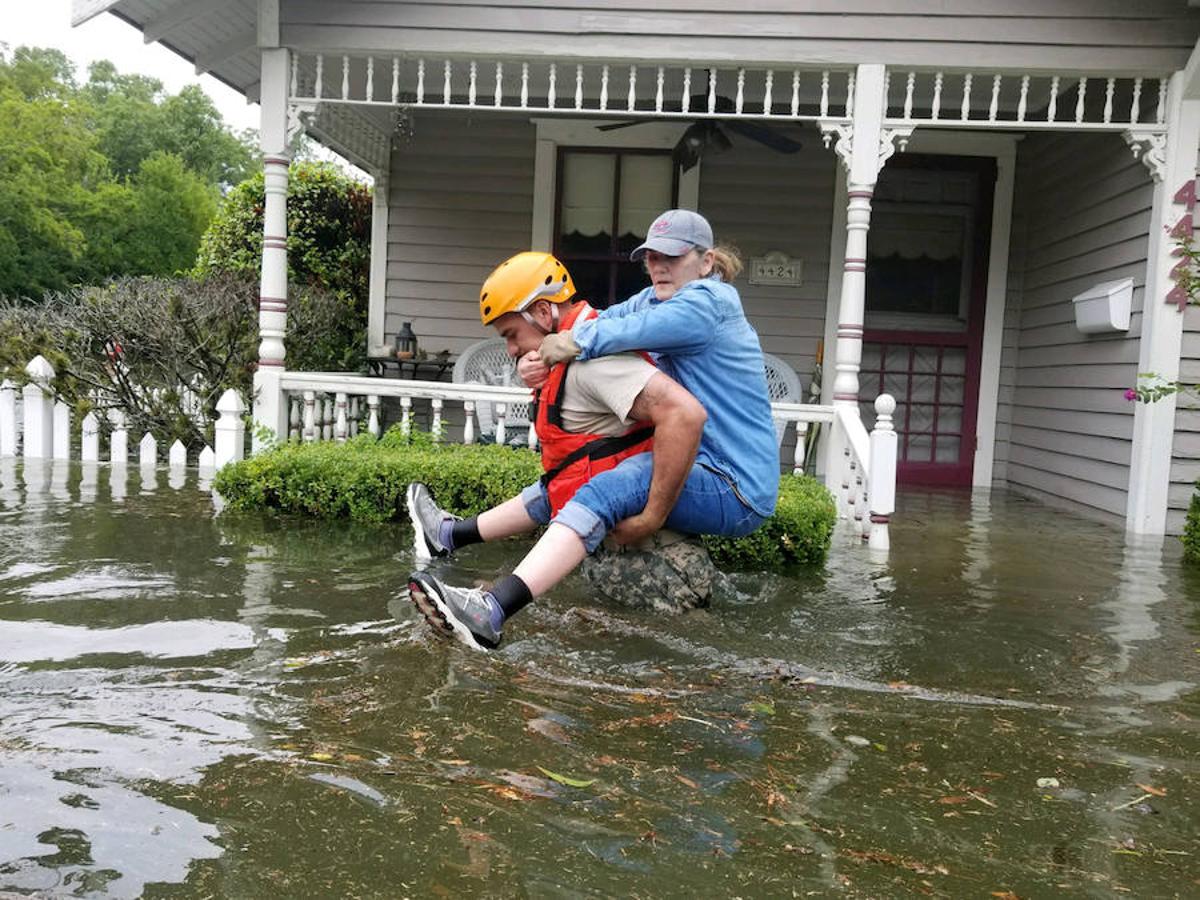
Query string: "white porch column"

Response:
xmin=367 ymin=175 xmax=390 ymax=356
xmin=251 ymin=46 xmax=291 ymax=454
xmin=1126 ymin=69 xmax=1200 ymax=535
xmin=828 ymin=64 xmax=890 ymax=413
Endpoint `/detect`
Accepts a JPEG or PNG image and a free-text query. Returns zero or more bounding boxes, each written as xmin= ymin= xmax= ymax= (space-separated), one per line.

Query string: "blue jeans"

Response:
xmin=519 ymin=451 xmax=766 ymax=553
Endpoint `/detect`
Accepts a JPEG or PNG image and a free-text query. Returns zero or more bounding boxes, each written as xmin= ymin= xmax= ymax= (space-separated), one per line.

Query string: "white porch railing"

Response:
xmin=276 ymin=371 xmax=898 ymax=549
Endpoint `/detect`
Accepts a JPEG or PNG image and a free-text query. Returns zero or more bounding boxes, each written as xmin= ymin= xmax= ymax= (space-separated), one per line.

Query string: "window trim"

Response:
xmin=530 ymin=118 xmax=701 ymax=253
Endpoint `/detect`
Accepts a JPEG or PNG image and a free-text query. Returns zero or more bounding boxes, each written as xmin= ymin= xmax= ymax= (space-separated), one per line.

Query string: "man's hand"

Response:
xmin=539 ymin=331 xmax=581 ymax=367
xmin=610 ymin=510 xmax=665 ymax=546
xmin=516 ymin=350 xmax=549 ymax=389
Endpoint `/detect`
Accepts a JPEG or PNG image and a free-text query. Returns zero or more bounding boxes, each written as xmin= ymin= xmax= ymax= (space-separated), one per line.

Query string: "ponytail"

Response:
xmin=710 ymin=244 xmax=743 ymax=283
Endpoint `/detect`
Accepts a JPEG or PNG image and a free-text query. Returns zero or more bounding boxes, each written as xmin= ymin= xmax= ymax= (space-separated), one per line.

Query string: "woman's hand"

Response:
xmin=516 ymin=350 xmax=549 ymax=389
xmin=539 ymin=331 xmax=581 ymax=367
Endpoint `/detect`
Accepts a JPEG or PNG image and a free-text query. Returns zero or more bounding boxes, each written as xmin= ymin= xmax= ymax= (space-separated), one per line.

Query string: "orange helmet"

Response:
xmin=479 ymin=252 xmax=576 ymax=326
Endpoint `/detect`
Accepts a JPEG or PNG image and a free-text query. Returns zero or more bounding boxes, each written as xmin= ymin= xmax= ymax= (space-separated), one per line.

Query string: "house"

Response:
xmin=73 ymin=0 xmax=1200 ymax=537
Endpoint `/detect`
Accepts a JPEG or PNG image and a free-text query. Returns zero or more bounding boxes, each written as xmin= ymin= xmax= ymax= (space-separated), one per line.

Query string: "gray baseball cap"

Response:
xmin=630 ymin=209 xmax=714 ymax=260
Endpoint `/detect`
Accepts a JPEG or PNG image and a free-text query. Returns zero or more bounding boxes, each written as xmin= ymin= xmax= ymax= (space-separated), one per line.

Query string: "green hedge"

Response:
xmin=1185 ymin=485 xmax=1200 ymax=564
xmin=214 ymin=429 xmax=836 ymax=568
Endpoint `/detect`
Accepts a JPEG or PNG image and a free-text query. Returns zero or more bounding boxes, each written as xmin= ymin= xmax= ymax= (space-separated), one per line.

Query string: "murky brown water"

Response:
xmin=1 ymin=458 xmax=1198 ymax=898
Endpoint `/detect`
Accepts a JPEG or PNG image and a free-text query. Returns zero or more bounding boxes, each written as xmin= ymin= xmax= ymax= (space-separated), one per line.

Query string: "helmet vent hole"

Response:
xmin=544 ymin=275 xmax=552 ymax=285
xmin=561 ymin=274 xmax=568 ymax=282
xmin=481 ymin=292 xmax=488 ymax=301
xmin=483 ymin=305 xmax=491 ymax=316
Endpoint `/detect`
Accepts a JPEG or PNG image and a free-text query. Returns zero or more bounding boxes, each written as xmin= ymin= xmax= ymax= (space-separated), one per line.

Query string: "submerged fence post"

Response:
xmin=139 ymin=432 xmax=158 ymax=468
xmin=169 ymin=440 xmax=187 ymax=469
xmin=53 ymin=401 xmax=71 ymax=460
xmin=81 ymin=412 xmax=100 ymax=462
xmin=22 ymin=356 xmax=55 ymax=459
xmin=215 ymin=389 xmax=246 ymax=468
xmin=0 ymin=380 xmax=16 ymax=457
xmin=868 ymin=394 xmax=897 ymax=552
xmin=109 ymin=410 xmax=128 ymax=465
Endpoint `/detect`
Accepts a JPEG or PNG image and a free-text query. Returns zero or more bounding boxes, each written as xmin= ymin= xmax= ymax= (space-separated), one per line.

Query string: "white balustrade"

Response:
xmin=0 ymin=380 xmax=15 ymax=457
xmin=214 ymin=389 xmax=246 ymax=469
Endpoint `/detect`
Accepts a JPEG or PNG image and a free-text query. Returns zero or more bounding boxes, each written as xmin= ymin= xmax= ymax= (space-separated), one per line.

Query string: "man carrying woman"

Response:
xmin=407 ymin=210 xmax=779 ymax=651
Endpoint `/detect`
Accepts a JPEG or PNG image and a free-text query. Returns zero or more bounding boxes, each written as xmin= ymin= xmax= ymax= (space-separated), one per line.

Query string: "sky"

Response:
xmin=1 ymin=0 xmax=261 ymax=133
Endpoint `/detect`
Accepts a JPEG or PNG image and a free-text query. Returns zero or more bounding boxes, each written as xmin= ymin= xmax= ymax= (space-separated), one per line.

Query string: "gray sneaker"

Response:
xmin=406 ymin=482 xmax=458 ymax=564
xmin=407 ymin=572 xmax=503 ymax=651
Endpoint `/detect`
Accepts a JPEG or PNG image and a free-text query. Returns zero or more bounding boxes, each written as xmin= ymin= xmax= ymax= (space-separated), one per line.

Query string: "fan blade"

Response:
xmin=596 ymin=120 xmax=647 ymax=132
xmin=724 ymin=120 xmax=803 ymax=154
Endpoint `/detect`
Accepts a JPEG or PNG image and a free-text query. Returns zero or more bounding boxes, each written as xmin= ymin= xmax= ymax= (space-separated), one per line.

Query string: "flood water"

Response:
xmin=1 ymin=459 xmax=1198 ymax=898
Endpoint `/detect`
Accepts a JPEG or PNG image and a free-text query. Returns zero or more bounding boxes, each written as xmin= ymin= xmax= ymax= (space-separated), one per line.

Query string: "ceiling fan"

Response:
xmin=597 ymin=94 xmax=803 ymax=172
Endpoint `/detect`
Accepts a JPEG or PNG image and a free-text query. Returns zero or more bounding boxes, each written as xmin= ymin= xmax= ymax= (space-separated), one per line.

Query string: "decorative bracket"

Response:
xmin=819 ymin=120 xmax=916 ymax=178
xmin=1123 ymin=129 xmax=1167 ymax=183
xmin=287 ymin=100 xmax=318 ymax=145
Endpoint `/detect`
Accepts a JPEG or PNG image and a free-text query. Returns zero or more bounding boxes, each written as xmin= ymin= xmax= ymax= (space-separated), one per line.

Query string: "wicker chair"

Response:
xmin=762 ymin=352 xmax=803 ymax=447
xmin=452 ymin=338 xmax=533 ymax=441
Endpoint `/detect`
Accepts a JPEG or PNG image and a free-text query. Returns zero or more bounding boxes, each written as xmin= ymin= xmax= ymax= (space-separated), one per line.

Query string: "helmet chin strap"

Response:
xmin=519 ymin=302 xmax=562 ymax=334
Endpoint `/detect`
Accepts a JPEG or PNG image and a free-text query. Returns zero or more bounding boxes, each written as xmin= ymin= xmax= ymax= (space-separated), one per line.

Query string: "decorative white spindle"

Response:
xmin=214 ymin=389 xmax=246 ymax=468
xmin=521 ymin=62 xmax=529 ymax=107
xmin=868 ymin=394 xmax=897 ymax=552
xmin=290 ymin=54 xmax=298 ymax=96
xmin=110 ymin=410 xmax=128 ymax=465
xmin=575 ymin=64 xmax=583 ymax=110
xmin=322 ymin=396 xmax=334 ymax=441
xmin=682 ymin=68 xmax=692 ymax=113
xmin=81 ymin=412 xmax=99 ymax=462
xmin=1075 ymin=77 xmax=1087 ymax=123
xmin=845 ymin=71 xmax=855 ymax=114
xmin=169 ymin=439 xmax=187 ymax=469
xmin=463 ymin=400 xmax=476 ymax=445
xmin=494 ymin=402 xmax=507 ymax=446
xmin=931 ymin=71 xmax=942 ymax=120
xmin=416 ymin=59 xmax=426 ymax=104
xmin=1048 ymin=75 xmax=1060 ymax=121
xmin=792 ymin=422 xmax=807 ymax=475
xmin=289 ymin=397 xmax=300 ymax=441
xmin=400 ymin=396 xmax=412 ymax=435
xmin=961 ymin=73 xmax=973 ymax=121
xmin=391 ymin=57 xmax=400 ymax=104
xmin=735 ymin=68 xmax=745 ymax=114
xmin=495 ymin=61 xmax=503 ymax=106
xmin=443 ymin=60 xmax=452 ymax=105
xmin=548 ymin=64 xmax=557 ymax=108
xmin=341 ymin=55 xmax=349 ymax=100
xmin=989 ymin=74 xmax=1001 ymax=121
xmin=763 ymin=69 xmax=773 ymax=115
xmin=1157 ymin=78 xmax=1168 ymax=125
xmin=1017 ymin=75 xmax=1029 ymax=122
xmin=22 ymin=356 xmax=55 ymax=459
xmin=334 ymin=392 xmax=348 ymax=442
xmin=140 ymin=432 xmax=157 ymax=467
xmin=600 ymin=64 xmax=609 ymax=109
xmin=53 ymin=401 xmax=70 ymax=460
xmin=303 ymin=391 xmax=317 ymax=442
xmin=0 ymin=380 xmax=15 ymax=457
xmin=367 ymin=395 xmax=380 ymax=437
xmin=816 ymin=71 xmax=826 ymax=118
xmin=314 ymin=54 xmax=323 ymax=100
xmin=349 ymin=396 xmax=360 ymax=437
xmin=627 ymin=65 xmax=637 ymax=111
xmin=655 ymin=67 xmax=664 ymax=112
xmin=707 ymin=69 xmax=717 ymax=113
xmin=365 ymin=56 xmax=374 ymax=101
xmin=1103 ymin=78 xmax=1115 ymax=124
xmin=431 ymin=397 xmax=444 ymax=438
xmin=468 ymin=60 xmax=477 ymax=105
xmin=903 ymin=71 xmax=915 ymax=119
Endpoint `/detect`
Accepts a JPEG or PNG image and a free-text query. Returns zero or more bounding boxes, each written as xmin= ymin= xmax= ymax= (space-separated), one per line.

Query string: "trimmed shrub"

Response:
xmin=1184 ymin=484 xmax=1200 ymax=564
xmin=702 ymin=474 xmax=836 ymax=568
xmin=214 ymin=431 xmax=837 ymax=568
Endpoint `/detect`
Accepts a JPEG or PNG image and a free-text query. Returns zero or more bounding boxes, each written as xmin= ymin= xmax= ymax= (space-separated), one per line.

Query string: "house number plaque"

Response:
xmin=748 ymin=251 xmax=802 ymax=286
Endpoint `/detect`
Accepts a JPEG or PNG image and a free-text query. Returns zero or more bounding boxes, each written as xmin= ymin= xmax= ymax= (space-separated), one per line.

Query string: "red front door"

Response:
xmin=859 ymin=155 xmax=995 ymax=487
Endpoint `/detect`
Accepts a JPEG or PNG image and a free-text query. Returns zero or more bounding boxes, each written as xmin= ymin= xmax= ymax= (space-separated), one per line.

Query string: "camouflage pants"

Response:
xmin=577 ymin=530 xmax=717 ymax=614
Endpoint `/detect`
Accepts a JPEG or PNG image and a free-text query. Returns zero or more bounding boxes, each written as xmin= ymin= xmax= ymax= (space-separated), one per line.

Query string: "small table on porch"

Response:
xmin=367 ymin=356 xmax=456 ymax=381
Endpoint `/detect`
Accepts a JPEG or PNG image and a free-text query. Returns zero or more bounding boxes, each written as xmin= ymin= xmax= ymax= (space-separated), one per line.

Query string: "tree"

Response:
xmin=194 ymin=161 xmax=373 ymax=372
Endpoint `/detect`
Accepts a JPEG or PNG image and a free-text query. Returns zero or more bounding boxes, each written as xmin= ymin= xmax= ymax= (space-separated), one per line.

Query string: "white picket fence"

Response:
xmin=0 ymin=355 xmax=248 ymax=472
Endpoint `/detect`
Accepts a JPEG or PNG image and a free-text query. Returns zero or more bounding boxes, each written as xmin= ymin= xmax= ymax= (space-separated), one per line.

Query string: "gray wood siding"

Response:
xmin=384 ymin=112 xmax=535 ymax=354
xmin=1170 ymin=306 xmax=1200 ymax=534
xmin=999 ymin=131 xmax=1152 ymax=522
xmin=698 ymin=131 xmax=832 ymax=396
xmin=281 ymin=0 xmax=1200 ymax=73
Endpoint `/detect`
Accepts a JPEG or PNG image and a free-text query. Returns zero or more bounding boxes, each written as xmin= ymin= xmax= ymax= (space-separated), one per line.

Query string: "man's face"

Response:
xmin=492 ymin=306 xmax=548 ymax=358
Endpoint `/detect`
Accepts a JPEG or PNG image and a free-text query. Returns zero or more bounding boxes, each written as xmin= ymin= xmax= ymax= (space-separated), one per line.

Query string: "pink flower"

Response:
xmin=1124 ymin=388 xmax=1138 ymax=401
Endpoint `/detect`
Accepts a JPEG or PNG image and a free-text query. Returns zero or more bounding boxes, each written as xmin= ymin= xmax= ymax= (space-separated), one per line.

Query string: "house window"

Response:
xmin=554 ymin=149 xmax=676 ymax=308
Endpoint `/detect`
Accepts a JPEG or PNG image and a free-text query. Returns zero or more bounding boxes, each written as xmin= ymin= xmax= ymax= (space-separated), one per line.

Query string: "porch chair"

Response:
xmin=761 ymin=352 xmax=803 ymax=447
xmin=452 ymin=338 xmax=533 ymax=442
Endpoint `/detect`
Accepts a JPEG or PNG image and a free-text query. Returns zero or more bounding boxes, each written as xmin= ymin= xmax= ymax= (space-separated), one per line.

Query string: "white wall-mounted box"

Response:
xmin=1071 ymin=277 xmax=1132 ymax=334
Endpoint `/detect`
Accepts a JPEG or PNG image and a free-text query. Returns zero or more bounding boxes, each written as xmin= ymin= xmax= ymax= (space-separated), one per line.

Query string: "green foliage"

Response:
xmin=194 ymin=161 xmax=372 ymax=371
xmin=1184 ymin=486 xmax=1200 ymax=564
xmin=214 ymin=430 xmax=543 ymax=525
xmin=0 ymin=46 xmax=255 ymax=298
xmin=702 ymin=475 xmax=836 ymax=568
xmin=1134 ymin=230 xmax=1200 ymax=403
xmin=214 ymin=437 xmax=838 ymax=568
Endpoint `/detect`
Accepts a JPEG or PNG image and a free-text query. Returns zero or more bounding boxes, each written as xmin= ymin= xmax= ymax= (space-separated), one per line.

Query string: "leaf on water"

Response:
xmin=746 ymin=700 xmax=776 ymax=716
xmin=674 ymin=774 xmax=700 ymax=790
xmin=1035 ymin=777 xmax=1060 ymax=789
xmin=485 ymin=785 xmax=530 ymax=802
xmin=1136 ymin=783 xmax=1167 ymax=797
xmin=937 ymin=795 xmax=971 ymax=805
xmin=438 ymin=759 xmax=470 ymax=766
xmin=873 ymin=743 xmax=888 ymax=752
xmin=535 ymin=766 xmax=596 ymax=789
xmin=309 ymin=752 xmax=334 ymax=762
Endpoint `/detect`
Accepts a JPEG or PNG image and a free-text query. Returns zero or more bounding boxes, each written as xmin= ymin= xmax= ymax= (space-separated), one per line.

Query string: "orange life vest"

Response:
xmin=535 ymin=302 xmax=655 ymax=515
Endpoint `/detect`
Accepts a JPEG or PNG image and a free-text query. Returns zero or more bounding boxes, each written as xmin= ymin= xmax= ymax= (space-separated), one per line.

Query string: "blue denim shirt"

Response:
xmin=571 ymin=278 xmax=780 ymax=517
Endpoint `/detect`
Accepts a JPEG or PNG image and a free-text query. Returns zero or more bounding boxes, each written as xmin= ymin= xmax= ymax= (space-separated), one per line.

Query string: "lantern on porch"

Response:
xmin=394 ymin=322 xmax=418 ymax=359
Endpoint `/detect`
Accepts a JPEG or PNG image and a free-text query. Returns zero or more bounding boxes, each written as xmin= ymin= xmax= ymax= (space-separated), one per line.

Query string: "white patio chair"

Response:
xmin=452 ymin=338 xmax=533 ymax=442
xmin=762 ymin=352 xmax=803 ymax=447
